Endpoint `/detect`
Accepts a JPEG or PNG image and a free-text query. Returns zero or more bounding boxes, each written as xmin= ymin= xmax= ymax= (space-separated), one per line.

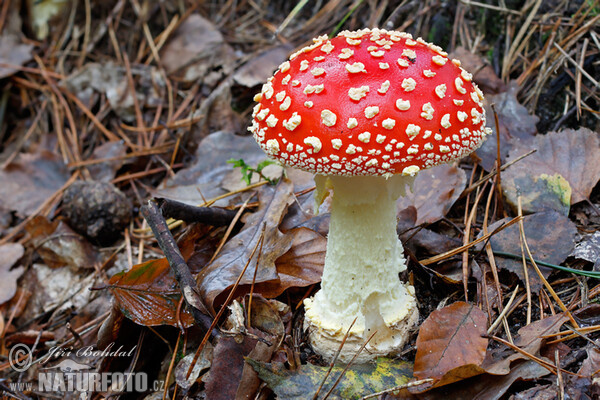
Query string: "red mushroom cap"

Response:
xmin=249 ymin=28 xmax=491 ymax=177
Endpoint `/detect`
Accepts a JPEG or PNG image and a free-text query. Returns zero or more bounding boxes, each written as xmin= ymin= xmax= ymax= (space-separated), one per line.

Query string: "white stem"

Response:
xmin=304 ymin=175 xmax=419 ymax=362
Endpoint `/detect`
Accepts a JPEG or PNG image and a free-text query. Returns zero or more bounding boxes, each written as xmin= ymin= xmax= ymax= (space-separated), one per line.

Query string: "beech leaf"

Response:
xmin=488 ymin=211 xmax=577 ymax=292
xmin=247 ymin=357 xmax=412 ymax=400
xmin=502 ymin=128 xmax=600 ymax=213
xmin=198 ymin=179 xmax=296 ymax=313
xmin=413 ymin=302 xmax=488 ymax=389
xmin=106 ymin=258 xmax=195 ymax=327
xmin=397 ymin=164 xmax=466 ymax=225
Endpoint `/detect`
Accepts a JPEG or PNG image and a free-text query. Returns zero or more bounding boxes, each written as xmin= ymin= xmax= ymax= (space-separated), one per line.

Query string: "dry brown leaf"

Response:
xmin=0 ymin=34 xmax=33 ymax=79
xmin=396 ymin=164 xmax=466 ymax=225
xmin=475 ymin=83 xmax=538 ymax=171
xmin=0 ymin=151 xmax=69 ymax=217
xmin=502 ymin=128 xmax=600 ymax=210
xmin=160 ymin=14 xmax=236 ymax=83
xmin=0 ymin=243 xmax=25 ymax=304
xmin=487 ymin=211 xmax=577 ymax=292
xmin=233 ymin=45 xmax=293 ymax=88
xmin=482 ymin=313 xmax=568 ymax=375
xmin=413 ymin=301 xmax=488 ymax=389
xmin=25 ymin=216 xmax=102 ymax=270
xmin=198 ymin=179 xmax=295 ymax=313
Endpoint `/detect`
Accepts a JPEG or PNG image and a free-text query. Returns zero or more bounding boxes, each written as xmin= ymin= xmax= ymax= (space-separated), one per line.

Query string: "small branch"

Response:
xmin=155 ymin=197 xmax=238 ymax=227
xmin=141 ymin=199 xmax=218 ymax=339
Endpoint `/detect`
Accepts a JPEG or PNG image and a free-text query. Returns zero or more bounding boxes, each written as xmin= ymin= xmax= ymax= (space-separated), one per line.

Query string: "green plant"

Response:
xmin=227 ymin=158 xmax=280 ymax=185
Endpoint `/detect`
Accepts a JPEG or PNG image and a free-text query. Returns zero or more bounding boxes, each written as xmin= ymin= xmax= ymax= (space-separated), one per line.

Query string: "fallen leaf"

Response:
xmin=204 ymin=336 xmax=258 ymax=400
xmin=197 ymin=179 xmax=296 ymax=313
xmin=160 ymin=14 xmax=236 ymax=83
xmin=155 ymin=131 xmax=269 ymax=207
xmin=487 ymin=211 xmax=577 ymax=291
xmin=25 ymin=216 xmax=102 ymax=270
xmin=415 ymin=360 xmax=549 ymax=400
xmin=0 ymin=34 xmax=33 ymax=79
xmin=62 ymin=62 xmax=165 ymax=122
xmin=247 ymin=357 xmax=412 ymax=400
xmin=174 ymin=345 xmax=213 ymax=390
xmin=0 ymin=151 xmax=69 ymax=217
xmin=475 ymin=83 xmax=538 ymax=171
xmin=105 ymin=258 xmax=195 ymax=328
xmin=502 ymin=128 xmax=600 ymax=211
xmin=413 ymin=302 xmax=488 ymax=389
xmin=233 ymin=46 xmax=293 ymax=88
xmin=396 ymin=164 xmax=466 ymax=225
xmin=482 ymin=313 xmax=568 ymax=375
xmin=0 ymin=243 xmax=25 ymax=304
xmin=571 ymin=231 xmax=600 ymax=266
xmin=87 ymin=140 xmax=128 ymax=182
xmin=578 ymin=345 xmax=600 ymax=378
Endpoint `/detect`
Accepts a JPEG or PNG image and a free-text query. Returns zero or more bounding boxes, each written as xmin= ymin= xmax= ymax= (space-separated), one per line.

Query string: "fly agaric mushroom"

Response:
xmin=249 ymin=28 xmax=490 ymax=363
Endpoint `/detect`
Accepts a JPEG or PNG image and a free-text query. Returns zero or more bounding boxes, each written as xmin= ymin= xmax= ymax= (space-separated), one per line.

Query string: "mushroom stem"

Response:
xmin=304 ymin=174 xmax=419 ymax=363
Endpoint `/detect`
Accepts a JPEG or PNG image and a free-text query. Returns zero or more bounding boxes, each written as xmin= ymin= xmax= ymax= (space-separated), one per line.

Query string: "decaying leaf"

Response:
xmin=204 ymin=336 xmax=258 ymax=400
xmin=413 ymin=302 xmax=488 ymax=389
xmin=155 ymin=131 xmax=270 ymax=207
xmin=487 ymin=211 xmax=577 ymax=291
xmin=0 ymin=151 xmax=69 ymax=217
xmin=396 ymin=164 xmax=466 ymax=225
xmin=61 ymin=62 xmax=165 ymax=122
xmin=0 ymin=243 xmax=25 ymax=304
xmin=571 ymin=231 xmax=600 ymax=267
xmin=0 ymin=34 xmax=33 ymax=79
xmin=482 ymin=313 xmax=568 ymax=375
xmin=25 ymin=216 xmax=102 ymax=270
xmin=198 ymin=179 xmax=296 ymax=312
xmin=105 ymin=258 xmax=195 ymax=327
xmin=233 ymin=45 xmax=293 ymax=88
xmin=174 ymin=345 xmax=213 ymax=390
xmin=416 ymin=360 xmax=549 ymax=400
xmin=247 ymin=357 xmax=412 ymax=400
xmin=475 ymin=83 xmax=538 ymax=171
xmin=502 ymin=128 xmax=600 ymax=212
xmin=160 ymin=14 xmax=236 ymax=83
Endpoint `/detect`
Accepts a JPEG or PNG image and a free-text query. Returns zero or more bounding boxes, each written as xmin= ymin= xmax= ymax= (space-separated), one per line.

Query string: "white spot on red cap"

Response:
xmin=455 ymin=77 xmax=467 ymax=94
xmin=300 ymin=60 xmax=309 ymax=71
xmin=283 ymin=112 xmax=301 ymax=131
xmin=421 ymin=102 xmax=434 ymax=120
xmin=406 ymin=124 xmax=421 ymax=139
xmin=435 ymin=84 xmax=447 ymax=99
xmin=331 ymin=139 xmax=342 ymax=149
xmin=304 ymin=137 xmax=322 ymax=153
xmin=348 ymin=85 xmax=370 ymax=101
xmin=364 ymin=106 xmax=379 ymax=119
xmin=266 ymin=139 xmax=280 ymax=155
xmin=345 ymin=62 xmax=366 ymax=73
xmin=457 ymin=111 xmax=468 ymax=122
xmin=358 ymin=131 xmax=371 ymax=143
xmin=311 ymin=67 xmax=325 ymax=76
xmin=396 ymin=99 xmax=410 ymax=110
xmin=432 ymin=55 xmax=447 ymax=65
xmin=378 ymin=80 xmax=391 ymax=94
xmin=379 ymin=62 xmax=389 ymax=69
xmin=441 ymin=114 xmax=451 ymax=128
xmin=280 ymin=96 xmax=291 ymax=111
xmin=453 ymin=99 xmax=464 ymax=106
xmin=382 ymin=118 xmax=395 ymax=129
xmin=347 ymin=118 xmax=358 ymax=129
xmin=423 ymin=69 xmax=436 ymax=78
xmin=321 ymin=109 xmax=337 ymax=126
xmin=402 ymin=165 xmax=420 ymax=175
xmin=401 ymin=78 xmax=416 ymax=92
xmin=266 ymin=115 xmax=278 ymax=127
xmin=304 ymin=101 xmax=313 ymax=108
xmin=321 ymin=41 xmax=335 ymax=54
xmin=339 ymin=48 xmax=354 ymax=59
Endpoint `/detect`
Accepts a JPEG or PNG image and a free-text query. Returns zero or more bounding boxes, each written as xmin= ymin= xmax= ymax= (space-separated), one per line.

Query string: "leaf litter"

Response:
xmin=1 ymin=1 xmax=599 ymax=399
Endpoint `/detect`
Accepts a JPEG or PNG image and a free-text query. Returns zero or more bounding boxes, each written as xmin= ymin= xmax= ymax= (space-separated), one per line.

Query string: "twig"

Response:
xmin=140 ymin=199 xmax=216 ymax=337
xmin=360 ymin=379 xmax=434 ymax=399
xmin=156 ymin=198 xmax=238 ymax=227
